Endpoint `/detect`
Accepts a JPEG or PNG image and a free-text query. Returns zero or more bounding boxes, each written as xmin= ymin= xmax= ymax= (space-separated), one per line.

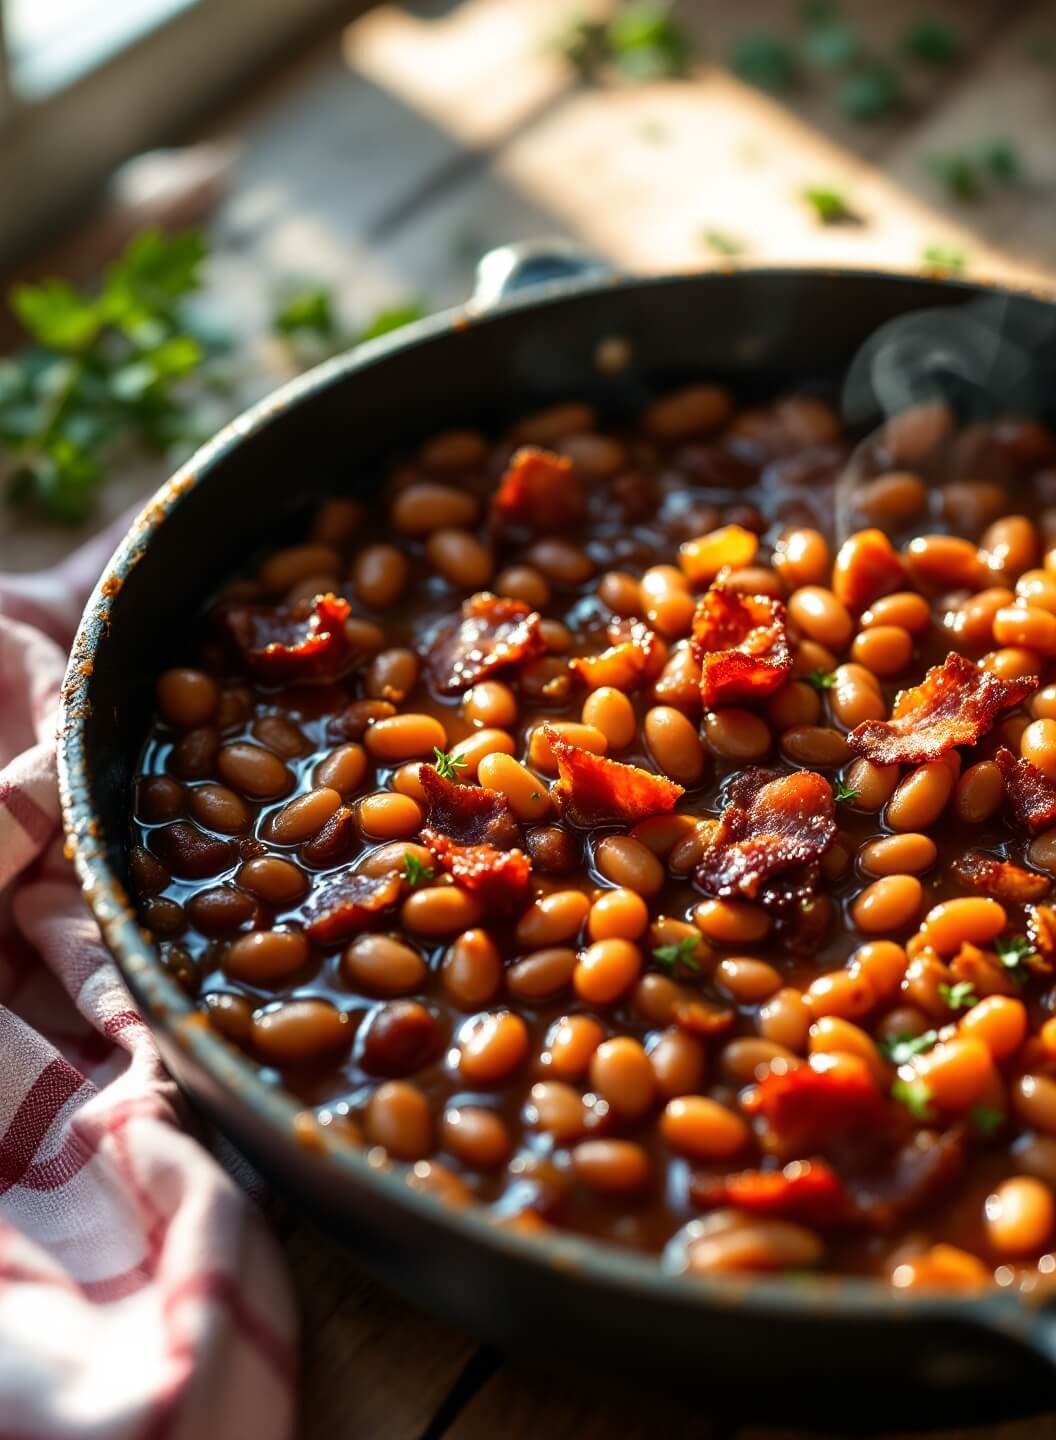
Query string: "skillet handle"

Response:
xmin=471 ymin=238 xmax=612 ymax=307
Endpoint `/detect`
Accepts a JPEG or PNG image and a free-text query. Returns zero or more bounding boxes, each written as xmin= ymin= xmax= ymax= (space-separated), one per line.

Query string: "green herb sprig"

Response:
xmin=431 ymin=747 xmax=468 ymax=782
xmin=833 ymin=781 xmax=859 ymax=805
xmin=802 ymin=186 xmax=859 ymax=224
xmin=401 ymin=853 xmax=435 ymax=887
xmin=652 ymin=936 xmax=702 ymax=975
xmin=879 ymin=1029 xmax=938 ymax=1066
xmin=558 ymin=3 xmax=691 ymax=83
xmin=939 ymin=980 xmax=977 ymax=1011
xmin=892 ymin=1074 xmax=936 ymax=1122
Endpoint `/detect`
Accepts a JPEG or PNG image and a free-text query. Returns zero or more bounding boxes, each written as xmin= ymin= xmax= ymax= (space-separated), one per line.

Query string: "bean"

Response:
xmin=921 ymin=897 xmax=1007 ymax=955
xmin=780 ymin=725 xmax=849 ymax=768
xmin=542 ymin=1015 xmax=605 ymax=1080
xmin=851 ymin=625 xmax=913 ymax=677
xmin=856 ymin=471 xmax=926 ymax=525
xmin=704 ymin=708 xmax=771 ymax=762
xmin=359 ymin=792 xmax=423 ymax=840
xmin=365 ymin=714 xmax=447 ymax=763
xmin=401 ymin=886 xmax=482 ymax=937
xmin=679 ymin=524 xmax=758 ymax=585
xmin=916 ymin=1036 xmax=994 ymax=1110
xmin=391 ymin=764 xmax=429 ymax=804
xmin=189 ymin=783 xmax=251 ymax=835
xmin=129 ymin=846 xmax=170 ymax=897
xmin=574 ymin=939 xmax=642 ymax=1005
xmin=156 ymin=668 xmax=218 ymax=728
xmin=426 ymin=528 xmax=494 ymax=589
xmin=788 ymin=587 xmax=853 ymax=651
xmin=573 ymin=1140 xmax=651 ymax=1193
xmin=693 ymin=899 xmax=769 ymax=945
xmin=1021 ymin=718 xmax=1056 ymax=781
xmin=258 ymin=544 xmax=339 ymax=596
xmin=464 ymin=681 xmax=518 ymax=730
xmin=906 ymin=535 xmax=985 ymax=593
xmin=715 ymin=957 xmax=782 ymax=1003
xmin=792 ymin=639 xmax=839 ymax=678
xmin=588 ymin=889 xmax=649 ymax=942
xmin=558 ymin=432 xmax=628 ymax=477
xmin=640 ymin=565 xmax=695 ymax=638
xmin=496 ymin=564 xmax=550 ymax=610
xmin=645 ymin=705 xmax=705 ymax=783
xmin=310 ymin=497 xmax=365 ymax=545
xmin=515 ymin=890 xmax=590 ymax=948
xmin=477 ymin=752 xmax=550 ymax=822
xmin=364 ymin=649 xmax=419 ymax=706
xmin=352 ymin=544 xmax=411 ymax=609
xmin=443 ymin=1106 xmax=510 ymax=1168
xmin=960 ymin=995 xmax=1027 ymax=1061
xmin=632 ymin=972 xmax=689 ymax=1026
xmin=507 ymin=947 xmax=578 ymax=1000
xmin=442 ymin=929 xmax=502 ymax=1009
xmin=1015 ymin=1074 xmax=1056 ymax=1135
xmin=149 ymin=822 xmax=235 ymax=881
xmin=644 ymin=384 xmax=731 ymax=438
xmin=649 ymin=1028 xmax=707 ymax=1098
xmin=366 ymin=1081 xmax=432 ymax=1159
xmin=225 ymin=929 xmax=309 ymax=985
xmin=526 ymin=538 xmax=594 ymax=586
xmin=526 ymin=825 xmax=580 ymax=874
xmin=805 ymin=969 xmax=874 ymax=1021
xmin=136 ymin=774 xmax=184 ymax=823
xmin=342 ymin=934 xmax=427 ymax=996
xmin=772 ymin=529 xmax=830 ymax=590
xmin=758 ymin=988 xmax=811 ymax=1052
xmin=852 ymin=874 xmax=925 ymax=937
xmin=1017 ymin=570 xmax=1056 ymax=614
xmin=829 ymin=669 xmax=885 ymax=730
xmin=584 ymin=688 xmax=637 ymax=751
xmin=357 ymin=840 xmax=433 ymax=879
xmin=982 ymin=515 xmax=1039 ymax=580
xmin=360 ymin=1001 xmax=441 ymax=1077
xmin=985 ymin=1177 xmax=1055 ymax=1256
xmin=588 ymin=1037 xmax=655 ymax=1119
xmin=661 ymin=1096 xmax=748 ymax=1159
xmin=685 ymin=1218 xmax=823 ymax=1275
xmin=994 ymin=604 xmax=1056 ymax=655
xmin=861 ymin=591 xmax=931 ymax=634
xmin=653 ymin=647 xmax=703 ymax=710
xmin=1029 ymin=829 xmax=1056 ymax=873
xmin=459 ymin=1011 xmax=529 ymax=1084
xmin=528 ymin=722 xmax=607 ymax=773
xmin=890 ymin=1245 xmax=989 ymax=1292
xmin=955 ymin=761 xmax=1004 ymax=824
xmin=595 ymin=835 xmax=664 ymax=897
xmin=851 ymin=941 xmax=907 ymax=1000
xmin=204 ymin=992 xmax=254 ymax=1046
xmin=252 ymin=999 xmax=350 ymax=1066
xmin=809 ymin=1017 xmax=889 ymax=1087
xmin=883 ymin=400 xmax=952 ymax=465
xmin=886 ymin=761 xmax=954 ymax=831
xmin=391 ymin=482 xmax=477 ymax=537
xmin=981 ymin=645 xmax=1043 ymax=681
xmin=170 ymin=726 xmax=220 ymax=780
xmin=420 ymin=429 xmax=487 ymax=471
xmin=265 ymin=787 xmax=341 ymax=845
xmin=514 ymin=402 xmax=596 ymax=444
xmin=217 ymin=742 xmax=292 ymax=800
xmin=767 ymin=681 xmax=822 ymax=730
xmin=187 ymin=884 xmax=257 ymax=936
xmin=446 ymin=728 xmax=513 ymax=781
xmin=859 ymin=833 xmax=937 ymax=877
xmin=527 ymin=1081 xmax=588 ymax=1143
xmin=631 ymin=814 xmax=699 ymax=859
xmin=832 ymin=529 xmax=903 ymax=613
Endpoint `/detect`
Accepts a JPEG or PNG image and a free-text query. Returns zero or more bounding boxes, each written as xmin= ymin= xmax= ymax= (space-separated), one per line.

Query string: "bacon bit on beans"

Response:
xmin=831 ymin=529 xmax=904 ymax=614
xmin=690 ymin=1158 xmax=848 ymax=1226
xmin=995 ymin=747 xmax=1056 ymax=836
xmin=303 ymin=870 xmax=402 ymax=945
xmin=421 ymin=829 xmax=532 ymax=915
xmin=326 ymin=699 xmax=396 ymax=742
xmin=148 ymin=823 xmax=235 ymax=880
xmin=845 ymin=1130 xmax=966 ymax=1231
xmin=849 ymin=653 xmax=1037 ymax=765
xmin=745 ymin=1054 xmax=890 ymax=1159
xmin=951 ymin=849 xmax=1052 ymax=904
xmin=690 ymin=584 xmax=792 ymax=710
xmin=419 ymin=766 xmax=521 ymax=848
xmin=546 ymin=727 xmax=684 ymax=827
xmin=300 ymin=806 xmax=356 ymax=868
xmin=427 ymin=591 xmax=546 ymax=695
xmin=694 ymin=768 xmax=835 ymax=901
xmin=489 ymin=446 xmax=585 ymax=532
xmin=570 ymin=617 xmax=664 ymax=691
xmin=224 ymin=593 xmax=353 ymax=683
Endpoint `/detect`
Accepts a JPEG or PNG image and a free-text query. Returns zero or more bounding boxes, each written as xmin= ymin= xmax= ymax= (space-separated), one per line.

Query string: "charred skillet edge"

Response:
xmin=52 ymin=265 xmax=1056 ymax=1345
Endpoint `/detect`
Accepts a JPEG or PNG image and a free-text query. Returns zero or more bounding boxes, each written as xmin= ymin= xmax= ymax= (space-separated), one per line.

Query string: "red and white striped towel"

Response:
xmin=0 ymin=521 xmax=296 ymax=1440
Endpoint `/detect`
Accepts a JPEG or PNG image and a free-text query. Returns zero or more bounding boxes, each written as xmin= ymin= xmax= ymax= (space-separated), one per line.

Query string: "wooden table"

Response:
xmin=6 ymin=2 xmax=1056 ymax=1433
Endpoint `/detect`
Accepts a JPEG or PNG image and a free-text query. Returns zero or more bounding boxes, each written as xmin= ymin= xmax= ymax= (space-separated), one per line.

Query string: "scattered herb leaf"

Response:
xmin=652 ymin=936 xmax=702 ymax=974
xmin=432 ymin=747 xmax=468 ymax=782
xmin=995 ymin=935 xmax=1034 ymax=981
xmin=926 ymin=151 xmax=982 ymax=202
xmin=803 ymin=21 xmax=861 ymax=70
xmin=271 ymin=284 xmax=339 ymax=343
xmin=879 ymin=1029 xmax=939 ymax=1066
xmin=939 ymin=980 xmax=978 ymax=1011
xmin=806 ymin=667 xmax=837 ymax=691
xmin=892 ymin=1075 xmax=936 ymax=1122
xmin=839 ymin=60 xmax=902 ymax=121
xmin=402 ymin=853 xmax=435 ymax=887
xmin=731 ymin=33 xmax=801 ymax=94
xmin=921 ymin=244 xmax=968 ymax=275
xmin=978 ymin=138 xmax=1022 ymax=183
xmin=700 ymin=228 xmax=744 ymax=257
xmin=970 ymin=1104 xmax=1005 ymax=1138
xmin=833 ymin=781 xmax=859 ymax=804
xmin=607 ymin=2 xmax=692 ymax=80
xmin=360 ymin=302 xmax=428 ymax=342
xmin=900 ymin=16 xmax=962 ymax=67
xmin=802 ymin=185 xmax=858 ymax=224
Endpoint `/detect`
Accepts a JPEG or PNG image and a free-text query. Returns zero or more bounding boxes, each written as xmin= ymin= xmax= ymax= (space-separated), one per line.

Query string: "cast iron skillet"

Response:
xmin=58 ymin=248 xmax=1056 ymax=1424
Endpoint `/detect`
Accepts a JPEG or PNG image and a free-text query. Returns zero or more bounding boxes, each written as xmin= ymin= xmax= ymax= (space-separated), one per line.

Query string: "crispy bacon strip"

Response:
xmin=419 ymin=765 xmax=521 ymax=849
xmin=849 ymin=653 xmax=1036 ymax=765
xmin=427 ymin=592 xmax=546 ymax=696
xmin=744 ymin=1055 xmax=890 ymax=1160
xmin=546 ymin=727 xmax=684 ymax=827
xmin=694 ymin=769 xmax=835 ymax=901
xmin=570 ymin=618 xmax=664 ymax=691
xmin=832 ymin=529 xmax=904 ymax=613
xmin=422 ymin=828 xmax=532 ymax=916
xmin=690 ymin=584 xmax=791 ymax=710
xmin=951 ymin=849 xmax=1051 ymax=904
xmin=490 ymin=446 xmax=585 ymax=532
xmin=303 ymin=871 xmax=401 ymax=945
xmin=995 ymin=746 xmax=1056 ymax=836
xmin=689 ymin=1159 xmax=848 ymax=1227
xmin=224 ymin=593 xmax=352 ymax=684
xmin=1027 ymin=904 xmax=1056 ymax=974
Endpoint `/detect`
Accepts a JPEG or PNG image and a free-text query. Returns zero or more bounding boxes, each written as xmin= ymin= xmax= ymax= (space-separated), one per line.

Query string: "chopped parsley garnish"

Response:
xmin=970 ymin=1105 xmax=1005 ymax=1138
xmin=879 ymin=1029 xmax=938 ymax=1066
xmin=701 ymin=228 xmax=744 ymax=257
xmin=838 ymin=59 xmax=902 ymax=121
xmin=802 ymin=186 xmax=858 ymax=224
xmin=938 ymin=980 xmax=977 ymax=1011
xmin=833 ymin=781 xmax=859 ymax=805
xmin=401 ymin=853 xmax=435 ymax=887
xmin=995 ymin=935 xmax=1035 ymax=983
xmin=731 ymin=33 xmax=801 ymax=94
xmin=921 ymin=244 xmax=968 ymax=275
xmin=806 ymin=667 xmax=837 ymax=691
xmin=432 ymin=747 xmax=467 ymax=781
xmin=557 ymin=4 xmax=692 ymax=83
xmin=652 ymin=936 xmax=702 ymax=975
xmin=802 ymin=20 xmax=860 ymax=70
xmin=900 ymin=16 xmax=962 ymax=67
xmin=892 ymin=1075 xmax=936 ymax=1122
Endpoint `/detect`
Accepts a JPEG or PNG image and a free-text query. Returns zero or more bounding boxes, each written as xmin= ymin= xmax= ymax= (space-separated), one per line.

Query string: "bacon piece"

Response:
xmin=419 ymin=765 xmax=520 ymax=849
xmin=570 ymin=618 xmax=664 ymax=691
xmin=546 ymin=727 xmax=684 ymax=827
xmin=690 ymin=584 xmax=791 ymax=710
xmin=224 ymin=593 xmax=352 ymax=684
xmin=996 ymin=747 xmax=1056 ymax=836
xmin=694 ymin=769 xmax=835 ymax=901
xmin=690 ymin=1159 xmax=848 ymax=1227
xmin=843 ymin=1130 xmax=966 ymax=1232
xmin=427 ymin=592 xmax=546 ymax=696
xmin=421 ymin=828 xmax=531 ymax=916
xmin=832 ymin=529 xmax=904 ymax=613
xmin=1027 ymin=904 xmax=1056 ymax=974
xmin=303 ymin=870 xmax=401 ymax=945
xmin=744 ymin=1055 xmax=891 ymax=1160
xmin=490 ymin=446 xmax=585 ymax=532
xmin=300 ymin=806 xmax=355 ymax=868
xmin=951 ymin=849 xmax=1051 ymax=904
xmin=849 ymin=653 xmax=1036 ymax=765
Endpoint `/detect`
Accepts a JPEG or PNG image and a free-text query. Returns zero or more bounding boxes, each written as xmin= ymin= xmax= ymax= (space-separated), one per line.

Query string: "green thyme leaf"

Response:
xmin=806 ymin=667 xmax=837 ymax=691
xmin=359 ymin=301 xmax=428 ymax=342
xmin=995 ymin=935 xmax=1035 ymax=984
xmin=606 ymin=2 xmax=692 ymax=81
xmin=652 ymin=936 xmax=702 ymax=975
xmin=926 ymin=151 xmax=983 ymax=201
xmin=802 ymin=186 xmax=858 ymax=224
xmin=938 ymin=980 xmax=978 ymax=1011
xmin=401 ymin=852 xmax=435 ymax=887
xmin=731 ymin=33 xmax=801 ymax=94
xmin=839 ymin=60 xmax=902 ymax=121
xmin=803 ymin=21 xmax=861 ymax=70
xmin=892 ymin=1075 xmax=936 ymax=1122
xmin=700 ymin=228 xmax=744 ymax=257
xmin=272 ymin=284 xmax=339 ymax=342
xmin=970 ymin=1104 xmax=1005 ymax=1138
xmin=921 ymin=244 xmax=968 ymax=275
xmin=879 ymin=1029 xmax=939 ymax=1066
xmin=900 ymin=16 xmax=962 ymax=66
xmin=431 ymin=747 xmax=468 ymax=782
xmin=834 ymin=781 xmax=859 ymax=805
